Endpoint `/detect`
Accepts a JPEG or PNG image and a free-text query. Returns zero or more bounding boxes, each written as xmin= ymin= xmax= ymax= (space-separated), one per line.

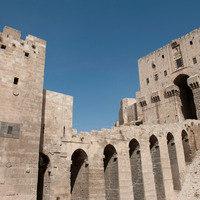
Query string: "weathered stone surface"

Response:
xmin=0 ymin=26 xmax=200 ymax=200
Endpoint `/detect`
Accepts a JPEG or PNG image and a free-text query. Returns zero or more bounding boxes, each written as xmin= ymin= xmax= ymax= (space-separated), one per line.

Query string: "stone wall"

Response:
xmin=0 ymin=26 xmax=46 ymax=199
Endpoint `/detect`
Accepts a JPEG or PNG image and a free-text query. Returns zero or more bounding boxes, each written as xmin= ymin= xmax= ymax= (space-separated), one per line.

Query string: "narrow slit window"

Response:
xmin=162 ymin=55 xmax=165 ymax=59
xmin=152 ymin=63 xmax=156 ymax=68
xmin=193 ymin=57 xmax=197 ymax=64
xmin=25 ymin=52 xmax=29 ymax=57
xmin=1 ymin=45 xmax=6 ymax=50
xmin=146 ymin=78 xmax=149 ymax=84
xmin=190 ymin=41 xmax=193 ymax=45
xmin=164 ymin=70 xmax=167 ymax=76
xmin=7 ymin=126 xmax=13 ymax=134
xmin=13 ymin=77 xmax=19 ymax=85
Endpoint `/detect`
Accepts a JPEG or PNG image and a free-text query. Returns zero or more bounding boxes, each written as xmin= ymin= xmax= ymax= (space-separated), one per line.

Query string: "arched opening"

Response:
xmin=149 ymin=135 xmax=166 ymax=200
xmin=182 ymin=130 xmax=192 ymax=163
xmin=37 ymin=153 xmax=50 ymax=200
xmin=104 ymin=144 xmax=119 ymax=200
xmin=167 ymin=133 xmax=181 ymax=190
xmin=174 ymin=74 xmax=197 ymax=120
xmin=71 ymin=149 xmax=89 ymax=200
xmin=129 ymin=139 xmax=145 ymax=200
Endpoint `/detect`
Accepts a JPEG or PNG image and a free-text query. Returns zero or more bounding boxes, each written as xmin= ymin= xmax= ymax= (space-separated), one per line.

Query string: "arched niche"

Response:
xmin=104 ymin=144 xmax=119 ymax=200
xmin=71 ymin=149 xmax=89 ymax=200
xmin=129 ymin=139 xmax=145 ymax=200
xmin=149 ymin=135 xmax=166 ymax=200
xmin=167 ymin=133 xmax=181 ymax=190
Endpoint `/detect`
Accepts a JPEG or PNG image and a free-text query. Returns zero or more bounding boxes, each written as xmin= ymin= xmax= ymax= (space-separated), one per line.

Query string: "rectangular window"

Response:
xmin=7 ymin=126 xmax=13 ymax=134
xmin=24 ymin=52 xmax=29 ymax=57
xmin=13 ymin=77 xmax=19 ymax=85
xmin=146 ymin=78 xmax=149 ymax=84
xmin=176 ymin=58 xmax=184 ymax=68
xmin=193 ymin=57 xmax=197 ymax=64
xmin=164 ymin=70 xmax=167 ymax=76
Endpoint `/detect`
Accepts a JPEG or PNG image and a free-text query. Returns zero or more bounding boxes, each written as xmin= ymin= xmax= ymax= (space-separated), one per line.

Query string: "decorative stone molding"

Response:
xmin=187 ymin=74 xmax=200 ymax=89
xmin=165 ymin=85 xmax=180 ymax=98
xmin=139 ymin=96 xmax=147 ymax=107
xmin=151 ymin=91 xmax=160 ymax=103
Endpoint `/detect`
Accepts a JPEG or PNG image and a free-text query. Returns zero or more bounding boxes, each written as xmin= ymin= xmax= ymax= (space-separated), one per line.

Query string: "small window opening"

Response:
xmin=1 ymin=45 xmax=6 ymax=50
xmin=154 ymin=74 xmax=158 ymax=81
xmin=12 ymin=44 xmax=16 ymax=48
xmin=152 ymin=63 xmax=156 ymax=68
xmin=7 ymin=126 xmax=13 ymax=134
xmin=25 ymin=52 xmax=29 ymax=57
xmin=146 ymin=78 xmax=149 ymax=84
xmin=63 ymin=126 xmax=65 ymax=137
xmin=13 ymin=77 xmax=19 ymax=85
xmin=32 ymin=45 xmax=36 ymax=49
xmin=193 ymin=57 xmax=197 ymax=64
xmin=176 ymin=58 xmax=184 ymax=68
xmin=190 ymin=41 xmax=193 ymax=45
xmin=164 ymin=70 xmax=167 ymax=76
xmin=162 ymin=55 xmax=165 ymax=59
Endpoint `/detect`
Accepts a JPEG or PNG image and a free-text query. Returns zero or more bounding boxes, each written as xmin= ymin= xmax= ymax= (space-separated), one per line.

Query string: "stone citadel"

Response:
xmin=0 ymin=26 xmax=200 ymax=200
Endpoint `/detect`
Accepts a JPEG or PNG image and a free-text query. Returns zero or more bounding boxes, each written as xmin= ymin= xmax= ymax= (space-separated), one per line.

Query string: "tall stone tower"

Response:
xmin=0 ymin=26 xmax=46 ymax=199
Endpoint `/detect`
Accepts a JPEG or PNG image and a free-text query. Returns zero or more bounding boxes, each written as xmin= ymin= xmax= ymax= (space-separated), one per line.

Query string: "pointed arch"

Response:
xmin=167 ymin=133 xmax=181 ymax=190
xmin=71 ymin=149 xmax=89 ymax=200
xmin=129 ymin=139 xmax=145 ymax=200
xmin=174 ymin=74 xmax=197 ymax=120
xmin=149 ymin=135 xmax=166 ymax=200
xmin=104 ymin=144 xmax=119 ymax=200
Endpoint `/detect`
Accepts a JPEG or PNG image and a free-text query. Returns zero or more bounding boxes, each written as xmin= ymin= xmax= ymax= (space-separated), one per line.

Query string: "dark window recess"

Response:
xmin=13 ymin=77 xmax=19 ymax=85
xmin=193 ymin=57 xmax=197 ymax=64
xmin=190 ymin=41 xmax=193 ymax=45
xmin=146 ymin=78 xmax=149 ymax=84
xmin=162 ymin=55 xmax=165 ymax=59
xmin=32 ymin=45 xmax=36 ymax=49
xmin=164 ymin=70 xmax=167 ymax=76
xmin=154 ymin=74 xmax=158 ymax=81
xmin=152 ymin=63 xmax=156 ymax=68
xmin=176 ymin=58 xmax=184 ymax=68
xmin=24 ymin=52 xmax=29 ymax=57
xmin=1 ymin=45 xmax=6 ymax=50
xmin=7 ymin=126 xmax=13 ymax=134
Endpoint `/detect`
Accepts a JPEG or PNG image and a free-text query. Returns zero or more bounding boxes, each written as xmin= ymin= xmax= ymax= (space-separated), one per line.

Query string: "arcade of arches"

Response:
xmin=39 ymin=121 xmax=200 ymax=200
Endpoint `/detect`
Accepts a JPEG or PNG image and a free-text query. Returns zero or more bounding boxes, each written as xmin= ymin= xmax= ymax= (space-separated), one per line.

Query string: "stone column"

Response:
xmin=117 ymin=143 xmax=134 ymax=200
xmin=89 ymin=158 xmax=106 ymax=200
xmin=140 ymin=141 xmax=157 ymax=200
xmin=187 ymin=74 xmax=200 ymax=119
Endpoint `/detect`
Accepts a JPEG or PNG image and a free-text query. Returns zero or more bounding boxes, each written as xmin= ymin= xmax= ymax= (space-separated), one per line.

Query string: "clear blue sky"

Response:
xmin=1 ymin=0 xmax=200 ymax=132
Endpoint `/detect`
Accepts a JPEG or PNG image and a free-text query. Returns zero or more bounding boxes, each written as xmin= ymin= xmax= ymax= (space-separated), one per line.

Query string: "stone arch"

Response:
xmin=182 ymin=130 xmax=192 ymax=163
xmin=71 ymin=149 xmax=89 ymax=200
xmin=129 ymin=139 xmax=145 ymax=200
xmin=149 ymin=135 xmax=166 ymax=200
xmin=167 ymin=132 xmax=181 ymax=190
xmin=174 ymin=74 xmax=197 ymax=120
xmin=37 ymin=153 xmax=50 ymax=200
xmin=104 ymin=144 xmax=119 ymax=200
